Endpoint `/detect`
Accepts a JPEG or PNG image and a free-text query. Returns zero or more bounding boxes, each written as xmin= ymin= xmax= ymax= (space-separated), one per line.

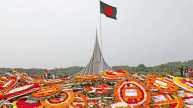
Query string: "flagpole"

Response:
xmin=98 ymin=0 xmax=104 ymax=70
xmin=99 ymin=0 xmax=103 ymax=51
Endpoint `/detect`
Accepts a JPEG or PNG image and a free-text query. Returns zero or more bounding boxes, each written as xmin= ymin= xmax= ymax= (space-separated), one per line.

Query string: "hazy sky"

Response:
xmin=0 ymin=0 xmax=193 ymax=68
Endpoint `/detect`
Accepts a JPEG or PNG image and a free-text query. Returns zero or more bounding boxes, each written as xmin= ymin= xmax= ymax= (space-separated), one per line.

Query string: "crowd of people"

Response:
xmin=179 ymin=66 xmax=193 ymax=77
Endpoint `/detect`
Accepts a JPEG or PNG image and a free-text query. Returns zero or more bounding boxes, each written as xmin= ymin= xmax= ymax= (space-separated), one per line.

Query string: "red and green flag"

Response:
xmin=100 ymin=1 xmax=117 ymax=20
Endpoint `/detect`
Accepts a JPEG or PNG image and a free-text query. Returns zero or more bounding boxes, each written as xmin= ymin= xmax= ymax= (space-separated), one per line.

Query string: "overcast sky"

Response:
xmin=0 ymin=0 xmax=193 ymax=68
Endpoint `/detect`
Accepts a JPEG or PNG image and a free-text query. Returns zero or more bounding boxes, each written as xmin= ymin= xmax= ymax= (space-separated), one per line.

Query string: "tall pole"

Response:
xmin=99 ymin=0 xmax=103 ymax=51
xmin=99 ymin=0 xmax=103 ymax=70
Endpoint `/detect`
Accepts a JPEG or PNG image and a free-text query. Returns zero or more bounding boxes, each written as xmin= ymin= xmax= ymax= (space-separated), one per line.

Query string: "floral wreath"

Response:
xmin=146 ymin=75 xmax=178 ymax=93
xmin=151 ymin=93 xmax=182 ymax=108
xmin=71 ymin=92 xmax=88 ymax=108
xmin=0 ymin=75 xmax=18 ymax=92
xmin=14 ymin=97 xmax=41 ymax=108
xmin=0 ymin=83 xmax=39 ymax=100
xmin=41 ymin=89 xmax=74 ymax=108
xmin=101 ymin=70 xmax=128 ymax=80
xmin=31 ymin=84 xmax=61 ymax=98
xmin=114 ymin=80 xmax=148 ymax=107
xmin=74 ymin=74 xmax=100 ymax=81
xmin=172 ymin=77 xmax=193 ymax=92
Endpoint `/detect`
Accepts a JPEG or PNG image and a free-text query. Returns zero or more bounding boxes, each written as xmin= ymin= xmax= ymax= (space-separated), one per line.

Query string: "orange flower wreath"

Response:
xmin=114 ymin=80 xmax=149 ymax=107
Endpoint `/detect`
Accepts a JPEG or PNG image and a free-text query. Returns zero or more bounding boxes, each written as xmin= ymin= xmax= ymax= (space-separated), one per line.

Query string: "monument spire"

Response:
xmin=81 ymin=31 xmax=111 ymax=75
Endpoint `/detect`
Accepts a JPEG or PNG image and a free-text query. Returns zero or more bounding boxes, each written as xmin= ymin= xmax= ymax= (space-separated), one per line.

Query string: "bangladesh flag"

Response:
xmin=100 ymin=1 xmax=117 ymax=20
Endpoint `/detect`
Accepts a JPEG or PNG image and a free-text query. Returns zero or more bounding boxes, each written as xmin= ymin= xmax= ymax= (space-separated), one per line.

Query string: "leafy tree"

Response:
xmin=136 ymin=64 xmax=147 ymax=72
